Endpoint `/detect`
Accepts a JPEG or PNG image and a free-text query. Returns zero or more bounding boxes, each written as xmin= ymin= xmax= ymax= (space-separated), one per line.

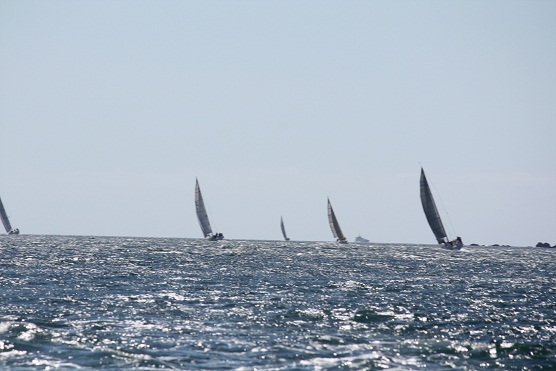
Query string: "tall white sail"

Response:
xmin=195 ymin=179 xmax=213 ymax=238
xmin=280 ymin=216 xmax=290 ymax=241
xmin=419 ymin=168 xmax=448 ymax=244
xmin=327 ymin=198 xmax=347 ymax=243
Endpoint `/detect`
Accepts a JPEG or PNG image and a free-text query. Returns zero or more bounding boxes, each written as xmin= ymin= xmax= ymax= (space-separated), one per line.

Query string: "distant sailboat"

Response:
xmin=280 ymin=216 xmax=290 ymax=241
xmin=420 ymin=168 xmax=462 ymax=249
xmin=327 ymin=198 xmax=347 ymax=243
xmin=0 ymin=196 xmax=19 ymax=235
xmin=195 ymin=178 xmax=223 ymax=241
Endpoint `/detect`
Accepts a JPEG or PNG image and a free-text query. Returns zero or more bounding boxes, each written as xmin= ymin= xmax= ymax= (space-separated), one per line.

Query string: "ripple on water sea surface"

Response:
xmin=0 ymin=235 xmax=555 ymax=369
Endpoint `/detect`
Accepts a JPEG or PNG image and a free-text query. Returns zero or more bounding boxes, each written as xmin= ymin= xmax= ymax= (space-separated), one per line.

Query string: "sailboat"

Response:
xmin=195 ymin=178 xmax=224 ymax=241
xmin=0 ymin=196 xmax=19 ymax=235
xmin=420 ymin=168 xmax=462 ymax=249
xmin=280 ymin=216 xmax=290 ymax=241
xmin=327 ymin=198 xmax=347 ymax=243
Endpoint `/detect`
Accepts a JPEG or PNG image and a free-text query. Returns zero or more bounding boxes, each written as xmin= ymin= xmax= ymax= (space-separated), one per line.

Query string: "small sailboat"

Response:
xmin=327 ymin=198 xmax=347 ymax=243
xmin=280 ymin=216 xmax=290 ymax=241
xmin=0 ymin=196 xmax=19 ymax=235
xmin=420 ymin=168 xmax=462 ymax=249
xmin=195 ymin=178 xmax=224 ymax=241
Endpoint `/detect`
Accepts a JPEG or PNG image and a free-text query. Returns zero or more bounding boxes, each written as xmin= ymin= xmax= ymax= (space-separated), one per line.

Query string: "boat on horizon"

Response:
xmin=0 ymin=196 xmax=19 ymax=235
xmin=354 ymin=235 xmax=369 ymax=243
xmin=327 ymin=198 xmax=347 ymax=244
xmin=195 ymin=178 xmax=224 ymax=241
xmin=280 ymin=216 xmax=290 ymax=241
xmin=420 ymin=167 xmax=462 ymax=250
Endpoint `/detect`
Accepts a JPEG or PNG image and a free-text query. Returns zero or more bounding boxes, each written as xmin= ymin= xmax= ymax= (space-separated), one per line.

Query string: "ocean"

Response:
xmin=0 ymin=235 xmax=554 ymax=369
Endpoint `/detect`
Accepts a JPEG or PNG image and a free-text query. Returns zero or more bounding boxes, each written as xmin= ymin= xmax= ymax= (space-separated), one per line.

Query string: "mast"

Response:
xmin=327 ymin=198 xmax=347 ymax=242
xmin=280 ymin=216 xmax=290 ymax=241
xmin=420 ymin=168 xmax=448 ymax=244
xmin=195 ymin=178 xmax=213 ymax=237
xmin=0 ymin=196 xmax=13 ymax=233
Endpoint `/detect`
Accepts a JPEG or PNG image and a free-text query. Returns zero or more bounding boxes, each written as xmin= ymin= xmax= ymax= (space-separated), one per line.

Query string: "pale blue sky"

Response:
xmin=1 ymin=1 xmax=555 ymax=246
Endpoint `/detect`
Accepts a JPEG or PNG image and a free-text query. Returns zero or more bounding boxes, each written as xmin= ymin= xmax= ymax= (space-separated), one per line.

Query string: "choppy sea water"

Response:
xmin=0 ymin=236 xmax=554 ymax=370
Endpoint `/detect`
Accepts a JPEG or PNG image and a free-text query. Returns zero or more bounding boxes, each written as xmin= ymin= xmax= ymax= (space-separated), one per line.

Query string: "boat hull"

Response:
xmin=207 ymin=234 xmax=224 ymax=241
xmin=442 ymin=241 xmax=463 ymax=250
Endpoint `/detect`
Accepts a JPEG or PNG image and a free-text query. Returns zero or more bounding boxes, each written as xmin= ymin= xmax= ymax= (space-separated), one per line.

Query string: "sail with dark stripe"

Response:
xmin=280 ymin=216 xmax=290 ymax=241
xmin=420 ymin=168 xmax=448 ymax=244
xmin=195 ymin=178 xmax=213 ymax=238
xmin=327 ymin=198 xmax=347 ymax=243
xmin=0 ymin=196 xmax=13 ymax=233
xmin=0 ymin=196 xmax=19 ymax=234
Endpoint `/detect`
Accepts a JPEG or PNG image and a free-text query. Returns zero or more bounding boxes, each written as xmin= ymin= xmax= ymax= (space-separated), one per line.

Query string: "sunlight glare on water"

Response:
xmin=0 ymin=235 xmax=555 ymax=369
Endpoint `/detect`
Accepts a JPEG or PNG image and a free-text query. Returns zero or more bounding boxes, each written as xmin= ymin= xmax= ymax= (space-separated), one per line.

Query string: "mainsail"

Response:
xmin=327 ymin=198 xmax=347 ymax=242
xmin=195 ymin=178 xmax=213 ymax=237
xmin=280 ymin=216 xmax=290 ymax=241
xmin=420 ymin=168 xmax=448 ymax=244
xmin=0 ymin=196 xmax=13 ymax=233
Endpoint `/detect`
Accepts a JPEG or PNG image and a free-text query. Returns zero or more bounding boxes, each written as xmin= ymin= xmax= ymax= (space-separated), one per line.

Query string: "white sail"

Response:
xmin=327 ymin=198 xmax=347 ymax=243
xmin=195 ymin=178 xmax=213 ymax=237
xmin=280 ymin=216 xmax=290 ymax=241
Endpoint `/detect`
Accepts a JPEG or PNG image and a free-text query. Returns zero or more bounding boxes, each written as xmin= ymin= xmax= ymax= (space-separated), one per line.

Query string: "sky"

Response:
xmin=1 ymin=1 xmax=555 ymax=246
